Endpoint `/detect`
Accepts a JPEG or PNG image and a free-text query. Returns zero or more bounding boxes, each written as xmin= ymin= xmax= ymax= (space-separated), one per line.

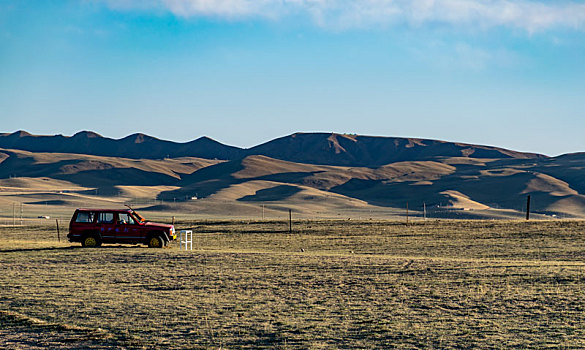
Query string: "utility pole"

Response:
xmin=526 ymin=195 xmax=531 ymax=221
xmin=289 ymin=209 xmax=292 ymax=233
xmin=423 ymin=202 xmax=427 ymax=220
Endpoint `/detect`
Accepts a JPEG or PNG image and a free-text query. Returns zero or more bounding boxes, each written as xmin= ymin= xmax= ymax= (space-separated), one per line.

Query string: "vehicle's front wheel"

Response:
xmin=81 ymin=234 xmax=101 ymax=248
xmin=148 ymin=236 xmax=164 ymax=248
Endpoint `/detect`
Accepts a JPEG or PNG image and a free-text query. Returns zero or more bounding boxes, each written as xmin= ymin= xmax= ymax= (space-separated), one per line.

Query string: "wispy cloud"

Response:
xmin=98 ymin=0 xmax=585 ymax=32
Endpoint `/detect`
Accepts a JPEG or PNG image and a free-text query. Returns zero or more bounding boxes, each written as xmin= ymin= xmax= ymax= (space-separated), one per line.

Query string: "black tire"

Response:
xmin=81 ymin=234 xmax=101 ymax=248
xmin=147 ymin=235 xmax=164 ymax=248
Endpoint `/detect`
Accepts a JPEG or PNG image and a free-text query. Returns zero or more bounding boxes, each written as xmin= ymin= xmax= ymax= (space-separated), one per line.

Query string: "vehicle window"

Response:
xmin=118 ymin=213 xmax=135 ymax=225
xmin=75 ymin=212 xmax=95 ymax=223
xmin=97 ymin=212 xmax=114 ymax=224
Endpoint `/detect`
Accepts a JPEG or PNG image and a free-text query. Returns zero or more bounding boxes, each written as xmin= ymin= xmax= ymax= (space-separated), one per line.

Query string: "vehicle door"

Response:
xmin=96 ymin=212 xmax=117 ymax=243
xmin=69 ymin=210 xmax=96 ymax=241
xmin=115 ymin=212 xmax=142 ymax=243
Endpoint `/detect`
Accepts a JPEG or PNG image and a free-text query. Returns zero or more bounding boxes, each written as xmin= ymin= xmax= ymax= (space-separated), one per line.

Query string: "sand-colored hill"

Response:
xmin=114 ymin=185 xmax=182 ymax=199
xmin=0 ymin=177 xmax=86 ymax=192
xmin=208 ymin=179 xmax=368 ymax=208
xmin=0 ymin=132 xmax=584 ymax=218
xmin=440 ymin=190 xmax=490 ymax=210
xmin=545 ymin=196 xmax=585 ymax=217
xmin=232 ymin=155 xmax=331 ymax=179
xmin=522 ymin=173 xmax=578 ymax=197
xmin=0 ymin=148 xmax=221 ymax=188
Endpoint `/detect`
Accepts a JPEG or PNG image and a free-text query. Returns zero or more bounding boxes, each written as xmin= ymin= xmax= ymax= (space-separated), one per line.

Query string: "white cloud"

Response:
xmin=99 ymin=0 xmax=585 ymax=32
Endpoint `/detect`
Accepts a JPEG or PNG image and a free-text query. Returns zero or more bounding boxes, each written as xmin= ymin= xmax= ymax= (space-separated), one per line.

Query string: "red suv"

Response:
xmin=68 ymin=208 xmax=176 ymax=248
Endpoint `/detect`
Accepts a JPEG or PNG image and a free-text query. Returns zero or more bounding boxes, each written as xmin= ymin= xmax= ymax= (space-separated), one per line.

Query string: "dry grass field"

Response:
xmin=1 ymin=219 xmax=585 ymax=349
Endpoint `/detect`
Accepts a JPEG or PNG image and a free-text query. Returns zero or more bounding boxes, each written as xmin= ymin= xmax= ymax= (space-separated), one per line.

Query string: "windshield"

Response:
xmin=132 ymin=211 xmax=146 ymax=224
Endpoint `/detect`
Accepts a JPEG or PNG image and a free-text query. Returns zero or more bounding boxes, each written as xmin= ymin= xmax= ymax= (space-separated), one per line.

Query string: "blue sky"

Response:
xmin=1 ymin=0 xmax=584 ymax=155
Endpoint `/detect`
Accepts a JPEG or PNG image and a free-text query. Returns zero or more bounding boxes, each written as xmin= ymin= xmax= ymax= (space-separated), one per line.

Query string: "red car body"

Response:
xmin=68 ymin=208 xmax=176 ymax=248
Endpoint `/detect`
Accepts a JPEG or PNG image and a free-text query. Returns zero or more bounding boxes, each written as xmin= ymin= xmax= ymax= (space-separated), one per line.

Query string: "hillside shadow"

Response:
xmin=25 ymin=200 xmax=68 ymax=205
xmin=255 ymin=171 xmax=317 ymax=184
xmin=329 ymin=169 xmax=561 ymax=212
xmin=158 ymin=159 xmax=245 ymax=200
xmin=159 ymin=158 xmax=316 ymax=201
xmin=238 ymin=185 xmax=302 ymax=202
xmin=54 ymin=168 xmax=179 ymax=188
xmin=330 ymin=178 xmax=446 ymax=207
xmin=0 ymin=152 xmax=181 ymax=194
xmin=534 ymin=157 xmax=585 ymax=195
xmin=0 ymin=153 xmax=80 ymax=179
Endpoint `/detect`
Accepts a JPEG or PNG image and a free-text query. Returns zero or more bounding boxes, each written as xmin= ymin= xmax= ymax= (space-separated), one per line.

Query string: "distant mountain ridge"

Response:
xmin=0 ymin=131 xmax=546 ymax=167
xmin=0 ymin=131 xmax=244 ymax=160
xmin=246 ymin=133 xmax=545 ymax=166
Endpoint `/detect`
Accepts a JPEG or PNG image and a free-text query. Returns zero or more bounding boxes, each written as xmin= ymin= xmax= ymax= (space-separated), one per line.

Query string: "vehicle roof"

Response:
xmin=76 ymin=208 xmax=133 ymax=213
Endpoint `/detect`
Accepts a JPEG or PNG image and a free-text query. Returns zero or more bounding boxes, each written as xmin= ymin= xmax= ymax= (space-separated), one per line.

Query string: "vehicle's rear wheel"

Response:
xmin=148 ymin=235 xmax=164 ymax=248
xmin=81 ymin=234 xmax=101 ymax=248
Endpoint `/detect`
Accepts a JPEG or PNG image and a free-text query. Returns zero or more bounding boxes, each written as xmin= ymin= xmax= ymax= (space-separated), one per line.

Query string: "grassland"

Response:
xmin=1 ymin=220 xmax=585 ymax=349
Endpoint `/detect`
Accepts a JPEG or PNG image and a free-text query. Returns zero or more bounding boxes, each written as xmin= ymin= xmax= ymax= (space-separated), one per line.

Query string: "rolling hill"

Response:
xmin=0 ymin=131 xmax=583 ymax=218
